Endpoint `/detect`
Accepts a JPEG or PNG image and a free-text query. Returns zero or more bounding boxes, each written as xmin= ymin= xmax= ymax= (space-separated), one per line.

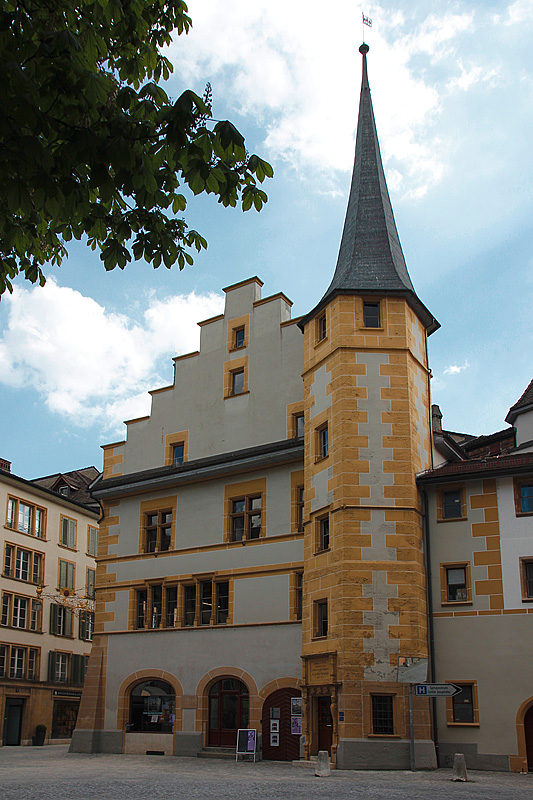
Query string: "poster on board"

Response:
xmin=291 ymin=697 xmax=302 ymax=716
xmin=291 ymin=716 xmax=302 ymax=735
xmin=236 ymin=729 xmax=257 ymax=761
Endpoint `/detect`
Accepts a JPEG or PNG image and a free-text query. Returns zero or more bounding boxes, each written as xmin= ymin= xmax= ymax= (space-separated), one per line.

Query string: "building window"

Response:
xmin=363 ymin=301 xmax=381 ymax=328
xmin=200 ymin=580 xmax=212 ymax=625
xmin=215 ymin=581 xmax=229 ymax=624
xmin=446 ymin=566 xmax=467 ymax=602
xmin=184 ymin=585 xmax=196 ymax=627
xmin=129 ymin=680 xmax=175 ymax=732
xmin=1 ymin=592 xmax=40 ymax=631
xmin=316 ymin=424 xmax=329 ymax=460
xmin=84 ymin=568 xmax=95 ymax=600
xmin=231 ymin=368 xmax=245 ymax=396
xmin=0 ymin=643 xmax=40 ymax=680
xmin=3 ymin=544 xmax=43 ymax=584
xmin=296 ymin=486 xmax=304 ymax=532
xmin=315 ymin=600 xmax=328 ymax=637
xmin=6 ymin=497 xmax=46 ymax=538
xmin=230 ymin=495 xmax=262 ymax=541
xmin=317 ymin=313 xmax=327 ymax=342
xmin=59 ymin=560 xmax=75 ymax=591
xmin=87 ymin=526 xmax=99 ymax=557
xmin=372 ymin=695 xmax=394 ymax=735
xmin=79 ymin=611 xmax=94 ymax=642
xmin=60 ymin=516 xmax=77 ymax=549
xmin=437 ymin=486 xmax=466 ymax=521
xmin=317 ymin=515 xmax=330 ymax=552
xmin=234 ymin=327 xmax=245 ymax=349
xmin=295 ymin=572 xmax=303 ymax=621
xmin=166 ymin=587 xmax=178 ymax=627
xmin=514 ymin=478 xmax=533 ymax=516
xmin=520 ymin=559 xmax=533 ymax=600
xmin=136 ymin=589 xmax=147 ymax=629
xmin=50 ymin=604 xmax=73 ymax=637
xmin=151 ymin=585 xmax=163 ymax=628
xmin=47 ymin=651 xmax=86 ymax=684
xmin=294 ymin=413 xmax=305 ymax=439
xmin=172 ymin=442 xmax=185 ymax=466
xmin=144 ymin=510 xmax=172 ymax=553
xmin=452 ymin=684 xmax=475 ymax=723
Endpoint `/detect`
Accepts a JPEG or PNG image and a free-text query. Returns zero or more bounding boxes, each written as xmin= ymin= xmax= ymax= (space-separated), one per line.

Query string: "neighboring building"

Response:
xmin=418 ymin=383 xmax=533 ymax=771
xmin=0 ymin=462 xmax=99 ymax=746
xmin=70 ymin=43 xmax=532 ymax=773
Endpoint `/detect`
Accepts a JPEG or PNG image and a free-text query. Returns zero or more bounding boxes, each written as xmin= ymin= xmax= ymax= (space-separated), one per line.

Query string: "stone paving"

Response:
xmin=2 ymin=745 xmax=532 ymax=800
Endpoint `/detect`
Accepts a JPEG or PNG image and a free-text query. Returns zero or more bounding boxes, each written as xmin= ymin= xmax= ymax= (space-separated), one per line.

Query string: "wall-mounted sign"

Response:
xmin=270 ymin=733 xmax=279 ymax=746
xmin=291 ymin=697 xmax=302 ymax=716
xmin=270 ymin=719 xmax=279 ymax=733
xmin=291 ymin=716 xmax=302 ymax=735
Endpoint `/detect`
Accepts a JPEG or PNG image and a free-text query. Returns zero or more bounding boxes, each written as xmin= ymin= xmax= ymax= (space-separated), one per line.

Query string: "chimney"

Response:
xmin=431 ymin=405 xmax=443 ymax=434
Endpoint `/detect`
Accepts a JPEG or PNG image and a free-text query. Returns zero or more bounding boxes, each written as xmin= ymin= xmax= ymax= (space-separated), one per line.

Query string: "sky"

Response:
xmin=1 ymin=0 xmax=532 ymax=480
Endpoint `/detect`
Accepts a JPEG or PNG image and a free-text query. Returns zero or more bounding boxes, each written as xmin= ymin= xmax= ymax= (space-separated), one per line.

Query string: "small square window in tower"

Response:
xmin=363 ymin=301 xmax=381 ymax=328
xmin=234 ymin=327 xmax=245 ymax=349
xmin=317 ymin=425 xmax=329 ymax=460
xmin=315 ymin=600 xmax=328 ymax=637
xmin=317 ymin=314 xmax=327 ymax=341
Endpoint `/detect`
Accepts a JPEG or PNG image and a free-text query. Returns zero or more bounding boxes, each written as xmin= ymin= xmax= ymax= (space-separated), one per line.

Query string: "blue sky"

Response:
xmin=1 ymin=0 xmax=532 ymax=479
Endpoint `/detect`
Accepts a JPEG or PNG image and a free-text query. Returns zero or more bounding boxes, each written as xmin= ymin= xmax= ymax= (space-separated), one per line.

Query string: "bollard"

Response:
xmin=315 ymin=750 xmax=331 ymax=777
xmin=452 ymin=753 xmax=468 ymax=782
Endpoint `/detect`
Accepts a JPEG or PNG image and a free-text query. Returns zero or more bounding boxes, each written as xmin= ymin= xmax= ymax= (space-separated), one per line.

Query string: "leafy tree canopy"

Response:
xmin=0 ymin=0 xmax=273 ymax=295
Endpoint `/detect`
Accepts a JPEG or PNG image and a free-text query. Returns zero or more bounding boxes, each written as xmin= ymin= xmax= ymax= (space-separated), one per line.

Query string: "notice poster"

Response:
xmin=291 ymin=716 xmax=302 ymax=735
xmin=291 ymin=697 xmax=302 ymax=716
xmin=270 ymin=720 xmax=279 ymax=733
xmin=236 ymin=728 xmax=257 ymax=755
xmin=270 ymin=733 xmax=279 ymax=746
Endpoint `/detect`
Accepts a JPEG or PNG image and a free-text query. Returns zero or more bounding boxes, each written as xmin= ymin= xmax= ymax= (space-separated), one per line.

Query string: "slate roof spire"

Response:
xmin=299 ymin=44 xmax=439 ymax=333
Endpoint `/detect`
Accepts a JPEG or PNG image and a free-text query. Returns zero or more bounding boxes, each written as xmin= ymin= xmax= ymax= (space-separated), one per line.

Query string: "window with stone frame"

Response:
xmin=230 ymin=495 xmax=262 ymax=541
xmin=316 ymin=424 xmax=329 ymax=460
xmin=144 ymin=510 xmax=172 ymax=553
xmin=6 ymin=496 xmax=46 ymax=538
xmin=317 ymin=514 xmax=330 ymax=552
xmin=437 ymin=485 xmax=466 ymax=521
xmin=296 ymin=485 xmax=304 ymax=532
xmin=314 ymin=599 xmax=328 ymax=638
xmin=317 ymin=313 xmax=327 ymax=341
xmin=60 ymin=515 xmax=77 ymax=549
xmin=363 ymin=301 xmax=381 ymax=328
xmin=0 ymin=643 xmax=40 ymax=680
xmin=514 ymin=478 xmax=533 ymax=516
xmin=520 ymin=558 xmax=533 ymax=601
xmin=3 ymin=543 xmax=43 ymax=584
xmin=371 ymin=694 xmax=394 ymax=735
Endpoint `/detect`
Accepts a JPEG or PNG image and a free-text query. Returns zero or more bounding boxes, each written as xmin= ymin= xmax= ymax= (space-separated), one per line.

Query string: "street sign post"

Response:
xmin=414 ymin=683 xmax=462 ymax=697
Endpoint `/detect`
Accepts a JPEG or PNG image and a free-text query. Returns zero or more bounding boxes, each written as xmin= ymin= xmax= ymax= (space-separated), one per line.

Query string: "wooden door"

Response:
xmin=262 ymin=688 xmax=302 ymax=761
xmin=525 ymin=705 xmax=533 ymax=771
xmin=317 ymin=696 xmax=333 ymax=754
xmin=3 ymin=698 xmax=24 ymax=746
xmin=208 ymin=678 xmax=249 ymax=747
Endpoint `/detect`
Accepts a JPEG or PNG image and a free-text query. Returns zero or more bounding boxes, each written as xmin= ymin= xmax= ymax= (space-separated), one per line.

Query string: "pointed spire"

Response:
xmin=299 ymin=45 xmax=439 ymax=334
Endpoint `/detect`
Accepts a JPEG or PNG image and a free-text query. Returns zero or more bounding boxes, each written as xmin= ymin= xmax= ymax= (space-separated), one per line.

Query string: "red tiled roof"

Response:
xmin=418 ymin=452 xmax=533 ymax=482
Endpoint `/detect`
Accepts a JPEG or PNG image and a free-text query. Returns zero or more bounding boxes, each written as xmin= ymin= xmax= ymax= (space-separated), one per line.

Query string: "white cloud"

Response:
xmin=168 ymin=2 xmax=477 ymax=197
xmin=0 ymin=281 xmax=224 ymax=433
xmin=447 ymin=62 xmax=499 ymax=92
xmin=443 ymin=361 xmax=470 ymax=376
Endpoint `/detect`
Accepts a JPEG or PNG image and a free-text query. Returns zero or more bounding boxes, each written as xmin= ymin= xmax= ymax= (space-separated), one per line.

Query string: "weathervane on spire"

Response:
xmin=362 ymin=12 xmax=372 ymax=43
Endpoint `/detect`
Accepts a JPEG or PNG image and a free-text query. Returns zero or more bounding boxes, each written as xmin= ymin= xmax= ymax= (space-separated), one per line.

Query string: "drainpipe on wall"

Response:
xmin=421 ymin=486 xmax=439 ymax=765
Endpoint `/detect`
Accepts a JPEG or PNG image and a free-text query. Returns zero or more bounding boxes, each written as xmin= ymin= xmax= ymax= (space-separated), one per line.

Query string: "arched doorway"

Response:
xmin=525 ymin=704 xmax=533 ymax=770
xmin=262 ymin=687 xmax=302 ymax=761
xmin=129 ymin=679 xmax=175 ymax=732
xmin=208 ymin=678 xmax=249 ymax=747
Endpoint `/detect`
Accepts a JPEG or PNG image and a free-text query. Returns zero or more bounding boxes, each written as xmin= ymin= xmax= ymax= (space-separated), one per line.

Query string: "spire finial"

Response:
xmin=359 ymin=43 xmax=369 ymax=55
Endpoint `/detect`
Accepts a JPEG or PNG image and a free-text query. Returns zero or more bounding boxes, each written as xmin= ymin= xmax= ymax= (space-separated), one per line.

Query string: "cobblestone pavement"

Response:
xmin=2 ymin=746 xmax=532 ymax=800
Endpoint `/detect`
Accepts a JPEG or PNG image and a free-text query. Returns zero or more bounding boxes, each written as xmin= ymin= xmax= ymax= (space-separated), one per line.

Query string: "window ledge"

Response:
xmin=224 ymin=390 xmax=250 ymax=400
xmin=314 ymin=455 xmax=329 ymax=465
xmin=229 ymin=344 xmax=247 ymax=353
xmin=367 ymin=733 xmax=400 ymax=738
xmin=58 ymin=545 xmax=78 ymax=552
xmin=312 ymin=635 xmax=328 ymax=641
xmin=447 ymin=722 xmax=479 ymax=727
xmin=314 ymin=336 xmax=329 ymax=349
xmin=515 ymin=511 xmax=533 ymax=518
xmin=314 ymin=548 xmax=331 ymax=556
xmin=441 ymin=601 xmax=472 ymax=607
xmin=437 ymin=516 xmax=468 ymax=524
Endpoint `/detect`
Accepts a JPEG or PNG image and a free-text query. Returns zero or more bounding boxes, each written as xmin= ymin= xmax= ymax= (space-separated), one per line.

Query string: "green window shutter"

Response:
xmin=71 ymin=653 xmax=83 ymax=685
xmin=47 ymin=650 xmax=57 ymax=682
xmin=79 ymin=611 xmax=86 ymax=640
xmin=65 ymin=608 xmax=73 ymax=637
xmin=50 ymin=603 xmax=58 ymax=635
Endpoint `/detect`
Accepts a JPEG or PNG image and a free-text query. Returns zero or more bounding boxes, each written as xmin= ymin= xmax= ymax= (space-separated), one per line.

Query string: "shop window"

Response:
xmin=372 ymin=695 xmax=394 ymax=735
xmin=87 ymin=526 xmax=99 ymax=557
xmin=60 ymin=516 xmax=77 ymax=549
xmin=514 ymin=478 xmax=533 ymax=516
xmin=3 ymin=544 xmax=43 ymax=584
xmin=129 ymin=679 xmax=175 ymax=733
xmin=144 ymin=510 xmax=172 ymax=553
xmin=6 ymin=496 xmax=46 ymax=538
xmin=0 ymin=643 xmax=40 ymax=680
xmin=363 ymin=301 xmax=381 ymax=328
xmin=314 ymin=599 xmax=328 ymax=638
xmin=437 ymin=486 xmax=466 ymax=521
xmin=230 ymin=495 xmax=262 ymax=541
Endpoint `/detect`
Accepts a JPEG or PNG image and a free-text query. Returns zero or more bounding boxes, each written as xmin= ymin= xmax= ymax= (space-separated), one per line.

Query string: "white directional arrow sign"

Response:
xmin=414 ymin=683 xmax=462 ymax=697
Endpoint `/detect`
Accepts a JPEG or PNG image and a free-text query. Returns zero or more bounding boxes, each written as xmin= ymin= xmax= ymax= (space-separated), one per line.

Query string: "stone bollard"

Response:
xmin=452 ymin=753 xmax=468 ymax=782
xmin=315 ymin=750 xmax=331 ymax=777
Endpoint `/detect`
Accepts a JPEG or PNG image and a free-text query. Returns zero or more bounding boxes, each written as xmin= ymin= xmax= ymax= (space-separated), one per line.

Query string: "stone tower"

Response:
xmin=298 ymin=44 xmax=439 ymax=768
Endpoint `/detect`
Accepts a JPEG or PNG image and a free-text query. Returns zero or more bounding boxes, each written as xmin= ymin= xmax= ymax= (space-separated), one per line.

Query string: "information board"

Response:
xmin=236 ymin=728 xmax=257 ymax=761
